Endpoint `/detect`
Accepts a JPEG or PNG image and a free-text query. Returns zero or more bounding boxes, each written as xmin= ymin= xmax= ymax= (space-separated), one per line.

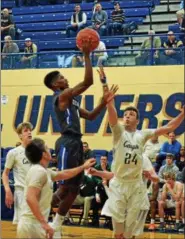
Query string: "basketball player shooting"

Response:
xmin=43 ymin=38 xmax=118 ymax=235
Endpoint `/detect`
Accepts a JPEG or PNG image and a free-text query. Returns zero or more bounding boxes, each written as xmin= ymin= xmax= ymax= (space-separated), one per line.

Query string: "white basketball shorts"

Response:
xmin=13 ymin=187 xmax=24 ymax=225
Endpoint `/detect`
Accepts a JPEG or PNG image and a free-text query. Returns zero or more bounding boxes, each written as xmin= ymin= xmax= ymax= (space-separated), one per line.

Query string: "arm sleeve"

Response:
xmin=160 ymin=142 xmax=167 ymax=154
xmin=5 ymin=150 xmax=15 ymax=169
xmin=28 ymin=168 xmax=47 ymax=189
xmin=142 ymin=155 xmax=153 ymax=171
xmin=48 ymin=169 xmax=58 ymax=181
xmin=141 ymin=129 xmax=156 ymax=145
xmin=110 ymin=122 xmax=124 ymax=145
xmin=158 ymin=166 xmax=165 ymax=183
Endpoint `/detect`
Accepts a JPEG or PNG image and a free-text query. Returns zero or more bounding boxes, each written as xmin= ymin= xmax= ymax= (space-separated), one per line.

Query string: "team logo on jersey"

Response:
xmin=123 ymin=141 xmax=139 ymax=151
xmin=22 ymin=158 xmax=30 ymax=164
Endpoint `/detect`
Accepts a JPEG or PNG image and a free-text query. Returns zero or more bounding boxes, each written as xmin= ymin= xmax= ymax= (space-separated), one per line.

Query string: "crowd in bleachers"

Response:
xmin=1 ymin=0 xmax=184 ymax=69
xmin=1 ymin=132 xmax=185 ymax=232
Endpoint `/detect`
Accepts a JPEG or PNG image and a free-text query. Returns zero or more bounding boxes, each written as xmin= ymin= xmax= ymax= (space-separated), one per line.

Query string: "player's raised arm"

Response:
xmin=155 ymin=105 xmax=184 ymax=136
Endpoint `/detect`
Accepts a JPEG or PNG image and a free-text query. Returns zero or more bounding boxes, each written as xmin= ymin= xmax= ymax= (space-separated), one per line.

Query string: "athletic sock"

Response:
xmin=53 ymin=213 xmax=64 ymax=226
xmin=151 ymin=219 xmax=155 ymax=224
xmin=182 ymin=218 xmax=185 ymax=224
xmin=176 ymin=220 xmax=180 ymax=224
xmin=160 ymin=218 xmax=164 ymax=223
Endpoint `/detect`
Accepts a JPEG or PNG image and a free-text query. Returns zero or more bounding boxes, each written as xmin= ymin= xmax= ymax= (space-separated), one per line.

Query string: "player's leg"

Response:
xmin=13 ymin=187 xmax=24 ymax=225
xmin=158 ymin=199 xmax=167 ymax=229
xmin=174 ymin=200 xmax=182 ymax=231
xmin=112 ymin=219 xmax=125 ymax=239
xmin=51 ymin=137 xmax=84 ymax=228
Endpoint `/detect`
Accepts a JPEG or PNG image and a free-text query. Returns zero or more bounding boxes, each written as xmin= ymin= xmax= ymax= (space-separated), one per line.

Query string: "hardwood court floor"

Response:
xmin=1 ymin=221 xmax=184 ymax=239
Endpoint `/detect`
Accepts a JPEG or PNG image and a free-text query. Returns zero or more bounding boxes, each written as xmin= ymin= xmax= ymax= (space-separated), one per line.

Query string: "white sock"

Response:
xmin=160 ymin=218 xmax=164 ymax=223
xmin=176 ymin=219 xmax=179 ymax=224
xmin=53 ymin=213 xmax=64 ymax=226
xmin=182 ymin=218 xmax=185 ymax=223
xmin=151 ymin=219 xmax=155 ymax=224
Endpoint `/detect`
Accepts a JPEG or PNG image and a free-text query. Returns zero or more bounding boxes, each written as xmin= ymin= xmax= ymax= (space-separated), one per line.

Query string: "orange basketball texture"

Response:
xmin=76 ymin=28 xmax=100 ymax=52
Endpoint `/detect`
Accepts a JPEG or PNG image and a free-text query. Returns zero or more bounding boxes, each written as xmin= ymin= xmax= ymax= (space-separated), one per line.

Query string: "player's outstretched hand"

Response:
xmin=103 ymin=84 xmax=119 ymax=104
xmin=80 ymin=38 xmax=92 ymax=56
xmin=97 ymin=67 xmax=106 ymax=83
xmin=83 ymin=158 xmax=96 ymax=169
xmin=42 ymin=222 xmax=54 ymax=239
xmin=5 ymin=189 xmax=14 ymax=209
xmin=87 ymin=167 xmax=98 ymax=176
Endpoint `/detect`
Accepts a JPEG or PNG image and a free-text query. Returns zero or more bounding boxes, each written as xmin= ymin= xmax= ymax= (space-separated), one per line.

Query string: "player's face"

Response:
xmin=54 ymin=74 xmax=69 ymax=89
xmin=19 ymin=127 xmax=32 ymax=143
xmin=168 ymin=132 xmax=175 ymax=142
xmin=123 ymin=110 xmax=139 ymax=128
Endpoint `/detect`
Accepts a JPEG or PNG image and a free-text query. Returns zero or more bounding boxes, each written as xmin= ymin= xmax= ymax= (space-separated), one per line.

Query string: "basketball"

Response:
xmin=76 ymin=28 xmax=100 ymax=52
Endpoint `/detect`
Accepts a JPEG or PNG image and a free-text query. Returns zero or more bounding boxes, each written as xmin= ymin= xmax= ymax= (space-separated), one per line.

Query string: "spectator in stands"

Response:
xmin=91 ymin=155 xmax=111 ymax=227
xmin=109 ymin=2 xmax=129 ymax=35
xmin=176 ymin=0 xmax=184 ymax=24
xmin=72 ymin=54 xmax=84 ymax=68
xmin=21 ymin=38 xmax=37 ymax=68
xmin=135 ymin=30 xmax=161 ymax=66
xmin=1 ymin=9 xmax=15 ymax=40
xmin=143 ymin=135 xmax=161 ymax=164
xmin=83 ymin=142 xmax=94 ymax=161
xmin=2 ymin=35 xmax=19 ymax=69
xmin=158 ymin=153 xmax=179 ymax=187
xmin=160 ymin=31 xmax=184 ymax=65
xmin=90 ymin=3 xmax=108 ymax=36
xmin=176 ymin=146 xmax=185 ymax=172
xmin=66 ymin=4 xmax=87 ymax=38
xmin=155 ymin=132 xmax=181 ymax=171
xmin=94 ymin=40 xmax=108 ymax=66
xmin=158 ymin=172 xmax=183 ymax=231
xmin=148 ymin=182 xmax=160 ymax=230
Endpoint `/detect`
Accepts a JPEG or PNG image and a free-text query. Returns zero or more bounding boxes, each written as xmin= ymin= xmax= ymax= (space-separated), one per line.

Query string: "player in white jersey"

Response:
xmin=97 ymin=68 xmax=184 ymax=239
xmin=2 ymin=122 xmax=33 ymax=224
xmin=17 ymin=138 xmax=96 ymax=239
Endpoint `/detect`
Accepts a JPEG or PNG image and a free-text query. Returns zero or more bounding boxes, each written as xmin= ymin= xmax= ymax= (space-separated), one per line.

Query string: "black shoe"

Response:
xmin=179 ymin=223 xmax=185 ymax=233
xmin=174 ymin=223 xmax=181 ymax=231
xmin=158 ymin=222 xmax=166 ymax=231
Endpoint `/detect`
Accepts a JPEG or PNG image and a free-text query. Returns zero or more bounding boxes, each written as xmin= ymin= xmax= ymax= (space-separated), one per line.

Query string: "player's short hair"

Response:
xmin=16 ymin=122 xmax=33 ymax=135
xmin=166 ymin=153 xmax=174 ymax=160
xmin=83 ymin=142 xmax=89 ymax=147
xmin=25 ymin=138 xmax=46 ymax=164
xmin=124 ymin=106 xmax=140 ymax=119
xmin=44 ymin=71 xmax=60 ymax=89
xmin=164 ymin=172 xmax=176 ymax=181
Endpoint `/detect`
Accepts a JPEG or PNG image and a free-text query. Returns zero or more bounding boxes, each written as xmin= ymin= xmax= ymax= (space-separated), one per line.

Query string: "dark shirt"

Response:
xmin=93 ymin=163 xmax=111 ymax=184
xmin=83 ymin=149 xmax=94 ymax=161
xmin=1 ymin=14 xmax=13 ymax=28
xmin=176 ymin=158 xmax=185 ymax=172
xmin=79 ymin=175 xmax=96 ymax=197
xmin=111 ymin=9 xmax=125 ymax=23
xmin=53 ymin=90 xmax=81 ymax=136
xmin=164 ymin=39 xmax=183 ymax=48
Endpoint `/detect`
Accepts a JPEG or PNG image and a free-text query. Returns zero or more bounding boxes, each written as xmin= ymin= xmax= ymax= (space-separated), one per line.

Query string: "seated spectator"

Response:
xmin=93 ymin=41 xmax=108 ymax=67
xmin=109 ymin=2 xmax=129 ymax=35
xmin=2 ymin=35 xmax=19 ymax=69
xmin=158 ymin=153 xmax=179 ymax=188
xmin=83 ymin=142 xmax=94 ymax=161
xmin=155 ymin=132 xmax=181 ymax=172
xmin=143 ymin=135 xmax=161 ymax=164
xmin=66 ymin=4 xmax=87 ymax=38
xmin=158 ymin=172 xmax=183 ymax=231
xmin=159 ymin=31 xmax=184 ymax=65
xmin=90 ymin=3 xmax=108 ymax=36
xmin=20 ymin=38 xmax=37 ymax=68
xmin=72 ymin=54 xmax=84 ymax=68
xmin=176 ymin=0 xmax=184 ymax=24
xmin=65 ymin=170 xmax=96 ymax=226
xmin=179 ymin=168 xmax=185 ymax=232
xmin=135 ymin=30 xmax=161 ymax=66
xmin=1 ymin=9 xmax=15 ymax=40
xmin=91 ymin=155 xmax=111 ymax=227
xmin=176 ymin=146 xmax=185 ymax=172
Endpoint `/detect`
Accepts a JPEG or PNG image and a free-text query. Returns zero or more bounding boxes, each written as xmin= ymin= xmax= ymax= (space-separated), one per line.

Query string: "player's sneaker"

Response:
xmin=179 ymin=223 xmax=185 ymax=233
xmin=148 ymin=223 xmax=157 ymax=230
xmin=173 ymin=223 xmax=181 ymax=231
xmin=158 ymin=222 xmax=166 ymax=231
xmin=49 ymin=222 xmax=62 ymax=239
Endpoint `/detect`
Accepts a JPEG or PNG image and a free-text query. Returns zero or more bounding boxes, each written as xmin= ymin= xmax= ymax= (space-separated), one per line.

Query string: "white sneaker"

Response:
xmin=49 ymin=222 xmax=62 ymax=239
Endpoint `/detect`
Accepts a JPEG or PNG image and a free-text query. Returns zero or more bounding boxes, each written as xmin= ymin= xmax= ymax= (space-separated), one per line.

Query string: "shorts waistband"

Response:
xmin=113 ymin=176 xmax=143 ymax=183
